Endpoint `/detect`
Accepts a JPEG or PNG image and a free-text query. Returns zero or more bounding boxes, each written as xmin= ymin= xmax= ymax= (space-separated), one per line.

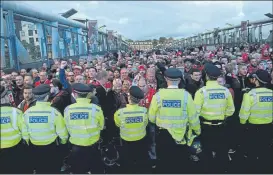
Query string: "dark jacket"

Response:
xmin=50 ymin=90 xmax=72 ymax=116
xmin=185 ymin=78 xmax=204 ymax=99
xmin=17 ymin=98 xmax=37 ymax=112
xmin=155 ymin=70 xmax=167 ymax=90
xmin=13 ymin=86 xmax=24 ymax=106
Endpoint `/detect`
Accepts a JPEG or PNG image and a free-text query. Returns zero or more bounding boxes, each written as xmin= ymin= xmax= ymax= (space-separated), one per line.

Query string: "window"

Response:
xmin=36 ymin=38 xmax=39 ymax=42
xmin=28 ymin=30 xmax=33 ymax=36
xmin=29 ymin=38 xmax=34 ymax=45
xmin=35 ymin=30 xmax=37 ymax=34
xmin=21 ymin=31 xmax=25 ymax=36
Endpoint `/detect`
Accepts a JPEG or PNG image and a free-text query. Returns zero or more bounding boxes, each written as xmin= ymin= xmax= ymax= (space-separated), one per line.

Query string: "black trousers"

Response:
xmin=29 ymin=141 xmax=60 ymax=174
xmin=156 ymin=129 xmax=190 ymax=174
xmin=120 ymin=137 xmax=149 ymax=174
xmin=200 ymin=123 xmax=228 ymax=173
xmin=68 ymin=142 xmax=104 ymax=174
xmin=243 ymin=124 xmax=273 ymax=174
xmin=0 ymin=143 xmax=26 ymax=174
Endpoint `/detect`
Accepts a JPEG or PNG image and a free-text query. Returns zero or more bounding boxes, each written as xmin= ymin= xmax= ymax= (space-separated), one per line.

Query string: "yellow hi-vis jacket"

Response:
xmin=1 ymin=106 xmax=28 ymax=148
xmin=239 ymin=87 xmax=273 ymax=124
xmin=148 ymin=88 xmax=200 ymax=145
xmin=194 ymin=81 xmax=235 ymax=121
xmin=64 ymin=98 xmax=104 ymax=146
xmin=23 ymin=102 xmax=68 ymax=146
xmin=114 ymin=104 xmax=148 ymax=141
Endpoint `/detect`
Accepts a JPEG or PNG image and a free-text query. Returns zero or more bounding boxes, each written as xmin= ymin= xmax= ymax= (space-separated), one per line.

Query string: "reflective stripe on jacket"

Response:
xmin=1 ymin=106 xmax=28 ymax=148
xmin=114 ymin=104 xmax=148 ymax=141
xmin=64 ymin=98 xmax=104 ymax=146
xmin=148 ymin=88 xmax=200 ymax=145
xmin=23 ymin=102 xmax=68 ymax=145
xmin=239 ymin=87 xmax=273 ymax=124
xmin=194 ymin=81 xmax=235 ymax=121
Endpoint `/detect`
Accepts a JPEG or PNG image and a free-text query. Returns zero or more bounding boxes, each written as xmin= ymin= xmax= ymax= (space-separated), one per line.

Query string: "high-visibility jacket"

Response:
xmin=194 ymin=81 xmax=235 ymax=122
xmin=148 ymin=88 xmax=200 ymax=145
xmin=23 ymin=102 xmax=68 ymax=146
xmin=114 ymin=104 xmax=148 ymax=141
xmin=64 ymin=98 xmax=104 ymax=146
xmin=1 ymin=106 xmax=28 ymax=149
xmin=239 ymin=87 xmax=273 ymax=124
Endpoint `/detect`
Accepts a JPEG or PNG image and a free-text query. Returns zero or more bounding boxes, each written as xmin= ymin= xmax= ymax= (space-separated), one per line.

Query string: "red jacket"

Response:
xmin=34 ymin=79 xmax=51 ymax=87
xmin=139 ymin=88 xmax=156 ymax=108
xmin=87 ymin=79 xmax=101 ymax=87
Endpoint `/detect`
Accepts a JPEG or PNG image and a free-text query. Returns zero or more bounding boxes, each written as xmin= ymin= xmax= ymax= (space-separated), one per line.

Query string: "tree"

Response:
xmin=152 ymin=39 xmax=158 ymax=47
xmin=22 ymin=40 xmax=41 ymax=60
xmin=159 ymin=37 xmax=167 ymax=44
xmin=126 ymin=39 xmax=134 ymax=42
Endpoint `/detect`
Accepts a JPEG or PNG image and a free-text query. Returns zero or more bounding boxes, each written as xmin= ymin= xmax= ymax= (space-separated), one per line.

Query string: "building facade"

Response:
xmin=129 ymin=41 xmax=153 ymax=50
xmin=19 ymin=21 xmax=40 ymax=46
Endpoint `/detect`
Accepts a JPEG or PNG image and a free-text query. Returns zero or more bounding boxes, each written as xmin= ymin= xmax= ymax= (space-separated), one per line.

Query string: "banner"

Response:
xmin=88 ymin=20 xmax=98 ymax=52
xmin=241 ymin=21 xmax=248 ymax=42
xmin=107 ymin=30 xmax=114 ymax=49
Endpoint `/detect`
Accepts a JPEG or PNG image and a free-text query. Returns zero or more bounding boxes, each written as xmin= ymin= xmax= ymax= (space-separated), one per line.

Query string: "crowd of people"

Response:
xmin=1 ymin=42 xmax=273 ymax=174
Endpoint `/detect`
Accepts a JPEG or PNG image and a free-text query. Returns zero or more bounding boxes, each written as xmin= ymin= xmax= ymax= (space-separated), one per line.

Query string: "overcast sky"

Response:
xmin=22 ymin=1 xmax=273 ymax=40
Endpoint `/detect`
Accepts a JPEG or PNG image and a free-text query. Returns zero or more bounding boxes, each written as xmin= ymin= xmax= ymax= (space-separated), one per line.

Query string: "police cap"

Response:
xmin=164 ymin=68 xmax=182 ymax=80
xmin=204 ymin=63 xmax=221 ymax=78
xmin=32 ymin=84 xmax=51 ymax=95
xmin=72 ymin=83 xmax=92 ymax=94
xmin=251 ymin=69 xmax=271 ymax=84
xmin=129 ymin=86 xmax=144 ymax=99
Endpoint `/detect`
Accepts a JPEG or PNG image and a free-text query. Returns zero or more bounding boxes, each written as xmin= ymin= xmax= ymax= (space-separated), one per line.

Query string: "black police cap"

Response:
xmin=72 ymin=83 xmax=92 ymax=94
xmin=204 ymin=63 xmax=221 ymax=78
xmin=164 ymin=68 xmax=182 ymax=79
xmin=252 ymin=69 xmax=271 ymax=84
xmin=33 ymin=84 xmax=51 ymax=95
xmin=129 ymin=86 xmax=144 ymax=99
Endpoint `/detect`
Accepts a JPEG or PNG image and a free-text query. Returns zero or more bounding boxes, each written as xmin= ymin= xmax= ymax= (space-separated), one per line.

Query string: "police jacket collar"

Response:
xmin=167 ymin=85 xmax=178 ymax=89
xmin=76 ymin=98 xmax=90 ymax=103
xmin=206 ymin=80 xmax=218 ymax=86
xmin=126 ymin=104 xmax=138 ymax=108
xmin=36 ymin=101 xmax=51 ymax=106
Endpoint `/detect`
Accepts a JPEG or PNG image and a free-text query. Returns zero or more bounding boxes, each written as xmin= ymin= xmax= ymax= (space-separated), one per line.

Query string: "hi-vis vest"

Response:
xmin=1 ymin=106 xmax=28 ymax=148
xmin=114 ymin=104 xmax=148 ymax=141
xmin=148 ymin=88 xmax=200 ymax=145
xmin=239 ymin=88 xmax=273 ymax=124
xmin=194 ymin=81 xmax=235 ymax=121
xmin=23 ymin=102 xmax=68 ymax=145
xmin=64 ymin=98 xmax=104 ymax=146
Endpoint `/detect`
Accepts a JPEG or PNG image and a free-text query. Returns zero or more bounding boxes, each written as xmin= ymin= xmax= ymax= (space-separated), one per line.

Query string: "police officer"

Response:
xmin=64 ymin=83 xmax=104 ymax=174
xmin=148 ymin=68 xmax=201 ymax=174
xmin=0 ymin=85 xmax=29 ymax=174
xmin=114 ymin=86 xmax=149 ymax=173
xmin=194 ymin=63 xmax=235 ymax=173
xmin=22 ymin=84 xmax=68 ymax=173
xmin=239 ymin=69 xmax=273 ymax=174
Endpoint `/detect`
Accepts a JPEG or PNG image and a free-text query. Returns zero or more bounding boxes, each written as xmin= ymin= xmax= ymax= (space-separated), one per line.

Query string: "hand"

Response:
xmin=60 ymin=61 xmax=67 ymax=69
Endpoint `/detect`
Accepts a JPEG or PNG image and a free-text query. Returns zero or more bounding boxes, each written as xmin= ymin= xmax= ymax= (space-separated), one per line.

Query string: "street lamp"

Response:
xmin=98 ymin=25 xmax=106 ymax=30
xmin=265 ymin=13 xmax=273 ymax=18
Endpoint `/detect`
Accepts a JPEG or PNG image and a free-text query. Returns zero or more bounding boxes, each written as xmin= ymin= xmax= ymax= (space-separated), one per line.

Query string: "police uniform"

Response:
xmin=194 ymin=63 xmax=235 ymax=173
xmin=0 ymin=86 xmax=29 ymax=173
xmin=148 ymin=68 xmax=201 ymax=174
xmin=114 ymin=86 xmax=149 ymax=173
xmin=22 ymin=84 xmax=68 ymax=173
xmin=64 ymin=83 xmax=104 ymax=174
xmin=239 ymin=69 xmax=273 ymax=173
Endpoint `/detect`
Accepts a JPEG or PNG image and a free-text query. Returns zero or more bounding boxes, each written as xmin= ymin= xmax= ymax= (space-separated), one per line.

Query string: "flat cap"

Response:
xmin=72 ymin=83 xmax=92 ymax=94
xmin=204 ymin=63 xmax=221 ymax=78
xmin=74 ymin=65 xmax=82 ymax=70
xmin=164 ymin=68 xmax=182 ymax=80
xmin=33 ymin=84 xmax=51 ymax=95
xmin=129 ymin=86 xmax=144 ymax=99
xmin=252 ymin=69 xmax=271 ymax=84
